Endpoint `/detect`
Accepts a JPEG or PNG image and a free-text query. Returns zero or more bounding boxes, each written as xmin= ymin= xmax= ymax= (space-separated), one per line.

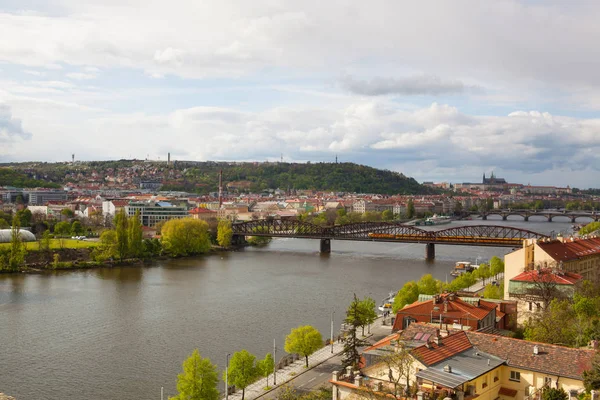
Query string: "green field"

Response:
xmin=0 ymin=239 xmax=98 ymax=251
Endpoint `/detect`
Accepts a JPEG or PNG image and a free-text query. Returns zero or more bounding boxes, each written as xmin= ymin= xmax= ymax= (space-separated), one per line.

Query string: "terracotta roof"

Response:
xmin=393 ymin=294 xmax=495 ymax=331
xmin=538 ymin=237 xmax=600 ymax=261
xmin=510 ymin=269 xmax=582 ymax=285
xmin=410 ymin=331 xmax=473 ymax=366
xmin=466 ymin=331 xmax=594 ymax=380
xmin=189 ymin=207 xmax=216 ymax=214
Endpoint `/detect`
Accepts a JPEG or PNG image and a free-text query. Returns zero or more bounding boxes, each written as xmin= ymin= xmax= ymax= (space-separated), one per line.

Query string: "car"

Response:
xmin=491 ymin=280 xmax=500 ymax=287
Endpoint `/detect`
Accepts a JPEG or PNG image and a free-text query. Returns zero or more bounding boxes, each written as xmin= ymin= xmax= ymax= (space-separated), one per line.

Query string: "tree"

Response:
xmin=406 ymin=199 xmax=415 ymax=219
xmin=392 ymin=282 xmax=419 ymax=313
xmin=358 ymin=297 xmax=378 ymax=335
xmin=71 ymin=220 xmax=84 ymax=235
xmin=224 ymin=350 xmax=257 ymax=400
xmin=217 ymin=219 xmax=233 ymax=247
xmin=54 ymin=221 xmax=71 ymax=236
xmin=94 ymin=230 xmax=118 ymax=261
xmin=482 ymin=283 xmax=503 ymax=299
xmin=7 ymin=219 xmax=25 ymax=271
xmin=16 ymin=209 xmax=32 ymax=227
xmin=584 ymin=354 xmax=600 ymax=392
xmin=523 ymin=299 xmax=577 ymax=346
xmin=417 ymin=274 xmax=441 ymax=295
xmin=256 ymin=353 xmax=274 ymax=388
xmin=342 ymin=294 xmax=368 ymax=370
xmin=381 ymin=342 xmax=414 ymax=397
xmin=490 ymin=256 xmax=504 ymax=277
xmin=61 ymin=208 xmax=75 ymax=220
xmin=162 ymin=218 xmax=211 ymax=256
xmin=127 ymin=211 xmax=143 ymax=258
xmin=114 ymin=209 xmax=129 ymax=261
xmin=382 ymin=209 xmax=394 ymax=221
xmin=284 ymin=325 xmax=323 ymax=368
xmin=170 ymin=349 xmax=219 ymax=400
xmin=541 ymin=388 xmax=568 ymax=400
xmin=0 ymin=218 xmax=9 ymax=229
xmin=39 ymin=229 xmax=52 ymax=254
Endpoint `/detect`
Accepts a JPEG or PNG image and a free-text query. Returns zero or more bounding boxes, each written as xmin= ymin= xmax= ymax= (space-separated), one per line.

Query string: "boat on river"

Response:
xmin=424 ymin=214 xmax=452 ymax=225
xmin=451 ymin=261 xmax=476 ymax=277
xmin=378 ymin=292 xmax=396 ymax=312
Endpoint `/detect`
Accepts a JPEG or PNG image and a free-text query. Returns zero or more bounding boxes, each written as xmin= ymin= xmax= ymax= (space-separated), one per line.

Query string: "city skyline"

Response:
xmin=1 ymin=1 xmax=600 ymax=187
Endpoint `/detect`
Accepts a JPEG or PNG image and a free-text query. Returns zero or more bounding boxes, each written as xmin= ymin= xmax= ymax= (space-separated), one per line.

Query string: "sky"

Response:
xmin=1 ymin=1 xmax=600 ymax=188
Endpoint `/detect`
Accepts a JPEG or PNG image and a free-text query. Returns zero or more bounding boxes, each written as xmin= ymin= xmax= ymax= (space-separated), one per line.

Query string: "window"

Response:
xmin=544 ymin=377 xmax=552 ymax=387
xmin=510 ymin=371 xmax=520 ymax=382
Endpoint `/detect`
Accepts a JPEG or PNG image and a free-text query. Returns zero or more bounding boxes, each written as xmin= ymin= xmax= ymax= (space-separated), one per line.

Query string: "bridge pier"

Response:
xmin=524 ymin=216 xmax=529 ymax=221
xmin=320 ymin=238 xmax=331 ymax=253
xmin=481 ymin=215 xmax=487 ymax=220
xmin=547 ymin=216 xmax=553 ymax=222
xmin=231 ymin=234 xmax=247 ymax=246
xmin=571 ymin=216 xmax=576 ymax=223
xmin=425 ymin=243 xmax=435 ymax=262
xmin=502 ymin=215 xmax=507 ymax=221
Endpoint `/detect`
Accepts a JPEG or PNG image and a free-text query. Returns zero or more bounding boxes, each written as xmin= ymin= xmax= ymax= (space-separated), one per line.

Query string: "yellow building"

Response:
xmin=332 ymin=324 xmax=593 ymax=400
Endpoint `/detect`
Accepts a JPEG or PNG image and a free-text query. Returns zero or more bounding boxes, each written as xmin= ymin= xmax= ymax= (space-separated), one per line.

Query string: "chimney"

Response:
xmin=444 ymin=299 xmax=448 ymax=313
xmin=533 ymin=345 xmax=539 ymax=355
xmin=433 ymin=330 xmax=442 ymax=345
xmin=332 ymin=371 xmax=339 ymax=382
xmin=443 ymin=364 xmax=452 ymax=373
xmin=355 ymin=375 xmax=363 ymax=387
xmin=167 ymin=152 xmax=171 ymax=166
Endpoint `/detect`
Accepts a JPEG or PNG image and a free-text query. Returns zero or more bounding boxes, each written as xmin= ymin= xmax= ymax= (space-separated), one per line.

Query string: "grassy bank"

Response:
xmin=0 ymin=239 xmax=97 ymax=251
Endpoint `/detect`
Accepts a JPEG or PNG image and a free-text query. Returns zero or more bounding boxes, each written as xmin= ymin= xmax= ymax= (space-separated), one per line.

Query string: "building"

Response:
xmin=25 ymin=190 xmax=68 ymax=206
xmin=189 ymin=207 xmax=218 ymax=222
xmin=332 ymin=323 xmax=593 ymax=400
xmin=125 ymin=202 xmax=189 ymax=227
xmin=392 ymin=293 xmax=507 ymax=332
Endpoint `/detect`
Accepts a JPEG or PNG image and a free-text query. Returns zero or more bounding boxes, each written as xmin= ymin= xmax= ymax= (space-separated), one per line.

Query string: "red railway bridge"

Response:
xmin=231 ymin=220 xmax=549 ymax=260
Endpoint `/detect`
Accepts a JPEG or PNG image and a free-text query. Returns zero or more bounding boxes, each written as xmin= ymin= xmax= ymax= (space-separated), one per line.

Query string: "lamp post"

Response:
xmin=330 ymin=309 xmax=335 ymax=354
xmin=225 ymin=353 xmax=231 ymax=400
xmin=273 ymin=339 xmax=277 ymax=385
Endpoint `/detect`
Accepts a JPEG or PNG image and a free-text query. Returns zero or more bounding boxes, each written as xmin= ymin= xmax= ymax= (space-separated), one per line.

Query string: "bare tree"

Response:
xmin=380 ymin=342 xmax=414 ymax=397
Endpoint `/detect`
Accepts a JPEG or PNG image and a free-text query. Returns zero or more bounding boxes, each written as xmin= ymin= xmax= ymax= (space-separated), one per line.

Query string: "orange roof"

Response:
xmin=538 ymin=237 xmax=600 ymax=261
xmin=410 ymin=331 xmax=472 ymax=366
xmin=364 ymin=333 xmax=401 ymax=352
xmin=189 ymin=207 xmax=216 ymax=214
xmin=510 ymin=269 xmax=582 ymax=285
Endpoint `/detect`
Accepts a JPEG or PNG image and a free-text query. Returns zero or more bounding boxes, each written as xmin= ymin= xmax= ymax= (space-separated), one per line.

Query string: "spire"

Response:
xmin=483 ymin=173 xmax=486 ymax=184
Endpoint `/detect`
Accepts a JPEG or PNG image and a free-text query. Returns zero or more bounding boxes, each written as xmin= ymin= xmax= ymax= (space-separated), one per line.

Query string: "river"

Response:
xmin=0 ymin=217 xmax=584 ymax=399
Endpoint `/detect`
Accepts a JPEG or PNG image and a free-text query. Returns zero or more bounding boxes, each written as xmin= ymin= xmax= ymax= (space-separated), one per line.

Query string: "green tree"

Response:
xmin=71 ymin=220 xmax=84 ymax=235
xmin=16 ymin=209 xmax=32 ymax=227
xmin=523 ymin=299 xmax=577 ymax=346
xmin=392 ymin=282 xmax=419 ymax=313
xmin=170 ymin=349 xmax=219 ymax=400
xmin=358 ymin=297 xmax=378 ymax=335
xmin=39 ymin=229 xmax=52 ymax=253
xmin=256 ymin=353 xmax=274 ymax=388
xmin=162 ymin=218 xmax=211 ymax=256
xmin=61 ymin=208 xmax=74 ymax=220
xmin=541 ymin=388 xmax=568 ymax=400
xmin=217 ymin=219 xmax=233 ymax=247
xmin=54 ymin=221 xmax=71 ymax=236
xmin=406 ymin=199 xmax=415 ymax=219
xmin=127 ymin=211 xmax=143 ymax=258
xmin=114 ymin=209 xmax=129 ymax=261
xmin=382 ymin=209 xmax=394 ymax=221
xmin=417 ymin=274 xmax=441 ymax=295
xmin=580 ymin=222 xmax=600 ymax=236
xmin=224 ymin=350 xmax=257 ymax=400
xmin=94 ymin=230 xmax=118 ymax=261
xmin=490 ymin=256 xmax=505 ymax=277
xmin=381 ymin=343 xmax=414 ymax=397
xmin=341 ymin=294 xmax=368 ymax=370
xmin=584 ymin=354 xmax=600 ymax=392
xmin=7 ymin=219 xmax=25 ymax=271
xmin=284 ymin=325 xmax=323 ymax=368
xmin=0 ymin=218 xmax=9 ymax=229
xmin=482 ymin=283 xmax=504 ymax=299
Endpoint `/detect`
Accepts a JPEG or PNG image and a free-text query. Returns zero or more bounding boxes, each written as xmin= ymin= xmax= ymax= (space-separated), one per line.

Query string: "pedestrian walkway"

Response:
xmin=226 ymin=319 xmax=393 ymax=400
xmin=464 ymin=272 xmax=504 ymax=293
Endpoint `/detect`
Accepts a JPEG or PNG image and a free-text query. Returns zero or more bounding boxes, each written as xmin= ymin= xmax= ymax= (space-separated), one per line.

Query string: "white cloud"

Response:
xmin=0 ymin=103 xmax=32 ymax=147
xmin=341 ymin=75 xmax=466 ymax=96
xmin=24 ymin=70 xmax=45 ymax=76
xmin=66 ymin=72 xmax=97 ymax=80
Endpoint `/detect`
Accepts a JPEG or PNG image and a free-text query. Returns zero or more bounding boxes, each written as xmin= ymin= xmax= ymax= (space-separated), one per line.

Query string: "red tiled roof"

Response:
xmin=538 ymin=237 xmax=600 ymax=261
xmin=466 ymin=331 xmax=594 ymax=380
xmin=392 ymin=294 xmax=495 ymax=331
xmin=189 ymin=207 xmax=216 ymax=214
xmin=410 ymin=331 xmax=472 ymax=366
xmin=510 ymin=269 xmax=582 ymax=285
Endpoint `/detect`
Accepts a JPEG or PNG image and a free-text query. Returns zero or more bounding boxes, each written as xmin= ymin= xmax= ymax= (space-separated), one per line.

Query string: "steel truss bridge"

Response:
xmin=231 ymin=220 xmax=549 ymax=260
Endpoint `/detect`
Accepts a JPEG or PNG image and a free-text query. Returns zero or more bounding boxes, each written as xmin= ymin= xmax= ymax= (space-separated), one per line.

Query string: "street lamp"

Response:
xmin=273 ymin=339 xmax=277 ymax=386
xmin=225 ymin=353 xmax=231 ymax=400
xmin=331 ymin=310 xmax=335 ymax=354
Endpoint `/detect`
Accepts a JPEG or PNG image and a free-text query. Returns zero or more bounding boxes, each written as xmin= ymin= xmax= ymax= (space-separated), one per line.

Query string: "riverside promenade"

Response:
xmin=227 ymin=318 xmax=393 ymax=400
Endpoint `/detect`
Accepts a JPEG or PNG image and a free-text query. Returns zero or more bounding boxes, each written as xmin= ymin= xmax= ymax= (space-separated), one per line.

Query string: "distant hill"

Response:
xmin=168 ymin=161 xmax=433 ymax=195
xmin=0 ymin=161 xmax=435 ymax=195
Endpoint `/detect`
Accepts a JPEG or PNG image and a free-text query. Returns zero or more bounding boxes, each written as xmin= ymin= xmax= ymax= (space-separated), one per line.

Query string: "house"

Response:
xmin=332 ymin=323 xmax=593 ymax=400
xmin=188 ymin=207 xmax=217 ymax=223
xmin=392 ymin=293 xmax=502 ymax=332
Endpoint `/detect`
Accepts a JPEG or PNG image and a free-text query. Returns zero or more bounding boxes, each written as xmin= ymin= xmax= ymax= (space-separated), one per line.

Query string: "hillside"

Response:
xmin=0 ymin=161 xmax=434 ymax=195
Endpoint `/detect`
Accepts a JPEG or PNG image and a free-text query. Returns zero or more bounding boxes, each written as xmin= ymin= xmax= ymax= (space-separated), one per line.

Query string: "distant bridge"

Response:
xmin=231 ymin=220 xmax=549 ymax=260
xmin=477 ymin=209 xmax=599 ymax=222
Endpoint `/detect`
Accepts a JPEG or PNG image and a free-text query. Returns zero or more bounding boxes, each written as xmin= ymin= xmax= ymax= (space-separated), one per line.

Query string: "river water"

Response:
xmin=0 ymin=217 xmax=584 ymax=399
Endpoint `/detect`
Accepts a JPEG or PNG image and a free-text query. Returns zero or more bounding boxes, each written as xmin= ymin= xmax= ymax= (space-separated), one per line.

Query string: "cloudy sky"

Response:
xmin=1 ymin=1 xmax=600 ymax=187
